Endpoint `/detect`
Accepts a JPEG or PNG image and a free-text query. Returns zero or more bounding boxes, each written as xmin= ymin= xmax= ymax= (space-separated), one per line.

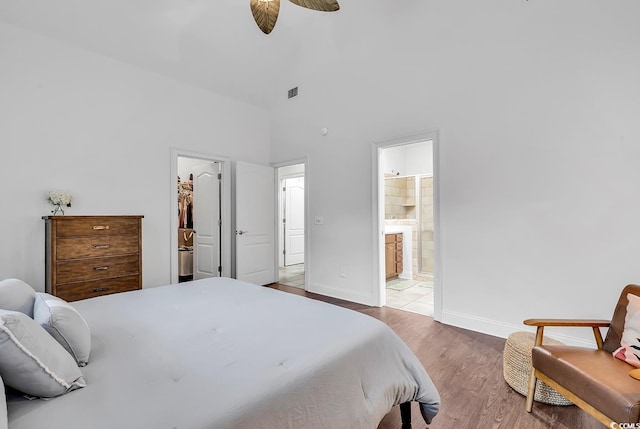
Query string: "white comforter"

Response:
xmin=7 ymin=277 xmax=440 ymax=428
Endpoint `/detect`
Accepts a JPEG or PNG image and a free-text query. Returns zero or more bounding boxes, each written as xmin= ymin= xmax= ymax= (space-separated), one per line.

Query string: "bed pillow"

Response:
xmin=613 ymin=293 xmax=640 ymax=367
xmin=0 ymin=278 xmax=37 ymax=317
xmin=0 ymin=309 xmax=86 ymax=398
xmin=33 ymin=293 xmax=91 ymax=366
xmin=0 ymin=373 xmax=7 ymax=429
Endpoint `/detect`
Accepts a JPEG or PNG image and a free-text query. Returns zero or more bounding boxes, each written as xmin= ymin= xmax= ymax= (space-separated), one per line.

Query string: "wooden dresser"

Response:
xmin=43 ymin=215 xmax=143 ymax=301
xmin=385 ymin=233 xmax=403 ymax=280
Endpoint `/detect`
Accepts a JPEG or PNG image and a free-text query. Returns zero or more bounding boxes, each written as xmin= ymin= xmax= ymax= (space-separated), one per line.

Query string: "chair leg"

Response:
xmin=525 ymin=368 xmax=537 ymax=412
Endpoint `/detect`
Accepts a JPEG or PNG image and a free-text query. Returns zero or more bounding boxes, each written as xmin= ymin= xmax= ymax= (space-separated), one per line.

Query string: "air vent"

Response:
xmin=288 ymin=87 xmax=298 ymax=99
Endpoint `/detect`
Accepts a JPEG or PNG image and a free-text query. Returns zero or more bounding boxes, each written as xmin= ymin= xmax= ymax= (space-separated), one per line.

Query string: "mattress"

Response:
xmin=7 ymin=277 xmax=440 ymax=428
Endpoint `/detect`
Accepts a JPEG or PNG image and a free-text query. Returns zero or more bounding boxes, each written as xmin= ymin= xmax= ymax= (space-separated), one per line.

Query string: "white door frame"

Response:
xmin=170 ymin=148 xmax=231 ymax=284
xmin=273 ymin=158 xmax=309 ymax=290
xmin=371 ymin=131 xmax=442 ymax=321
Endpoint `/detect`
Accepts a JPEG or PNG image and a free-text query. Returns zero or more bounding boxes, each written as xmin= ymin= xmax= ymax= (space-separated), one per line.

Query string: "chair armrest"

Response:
xmin=523 ymin=319 xmax=611 ymax=349
xmin=523 ymin=319 xmax=610 ymax=328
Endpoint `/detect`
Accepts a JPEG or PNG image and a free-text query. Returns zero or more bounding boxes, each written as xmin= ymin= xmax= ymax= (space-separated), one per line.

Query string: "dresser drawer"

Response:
xmin=55 ymin=217 xmax=140 ymax=237
xmin=55 ymin=275 xmax=140 ymax=302
xmin=56 ymin=235 xmax=139 ymax=260
xmin=56 ymin=254 xmax=139 ymax=284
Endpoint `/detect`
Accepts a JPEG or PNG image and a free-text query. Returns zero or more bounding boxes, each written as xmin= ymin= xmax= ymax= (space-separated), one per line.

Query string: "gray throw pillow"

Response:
xmin=0 ymin=278 xmax=37 ymax=317
xmin=0 ymin=310 xmax=86 ymax=398
xmin=33 ymin=293 xmax=91 ymax=366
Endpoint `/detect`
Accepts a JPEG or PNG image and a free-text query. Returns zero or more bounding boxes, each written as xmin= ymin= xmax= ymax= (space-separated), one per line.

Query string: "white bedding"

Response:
xmin=7 ymin=277 xmax=439 ymax=428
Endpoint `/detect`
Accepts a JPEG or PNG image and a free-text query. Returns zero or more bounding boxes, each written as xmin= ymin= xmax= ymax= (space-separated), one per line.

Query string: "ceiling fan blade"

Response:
xmin=288 ymin=0 xmax=340 ymax=12
xmin=250 ymin=0 xmax=281 ymax=34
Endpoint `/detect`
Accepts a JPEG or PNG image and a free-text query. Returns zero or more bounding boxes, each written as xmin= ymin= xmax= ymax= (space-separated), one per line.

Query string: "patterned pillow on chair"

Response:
xmin=613 ymin=293 xmax=640 ymax=367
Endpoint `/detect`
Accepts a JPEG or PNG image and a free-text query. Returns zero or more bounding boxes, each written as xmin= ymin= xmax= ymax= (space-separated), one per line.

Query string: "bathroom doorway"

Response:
xmin=375 ymin=134 xmax=440 ymax=319
xmin=277 ymin=163 xmax=305 ymax=289
xmin=170 ymin=149 xmax=231 ymax=285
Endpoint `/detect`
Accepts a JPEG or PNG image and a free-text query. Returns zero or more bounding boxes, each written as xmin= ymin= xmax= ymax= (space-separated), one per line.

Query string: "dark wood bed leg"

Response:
xmin=400 ymin=402 xmax=412 ymax=428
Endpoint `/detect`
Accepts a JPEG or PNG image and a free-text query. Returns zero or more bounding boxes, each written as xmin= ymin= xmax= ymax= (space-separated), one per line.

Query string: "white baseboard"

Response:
xmin=307 ymin=282 xmax=374 ymax=306
xmin=440 ymin=310 xmax=598 ymax=348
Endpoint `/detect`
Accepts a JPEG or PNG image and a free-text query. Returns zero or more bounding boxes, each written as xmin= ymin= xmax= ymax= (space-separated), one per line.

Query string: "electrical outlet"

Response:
xmin=339 ymin=268 xmax=346 ymax=278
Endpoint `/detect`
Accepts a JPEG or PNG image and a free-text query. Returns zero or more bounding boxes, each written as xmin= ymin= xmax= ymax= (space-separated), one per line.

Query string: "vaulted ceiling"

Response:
xmin=0 ymin=0 xmax=356 ymax=108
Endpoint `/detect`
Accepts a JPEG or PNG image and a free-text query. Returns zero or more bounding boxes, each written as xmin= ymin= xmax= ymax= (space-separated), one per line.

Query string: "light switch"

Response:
xmin=315 ymin=216 xmax=324 ymax=225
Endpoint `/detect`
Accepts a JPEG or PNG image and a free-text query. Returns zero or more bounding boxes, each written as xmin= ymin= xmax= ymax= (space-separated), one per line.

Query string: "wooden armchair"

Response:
xmin=524 ymin=284 xmax=640 ymax=427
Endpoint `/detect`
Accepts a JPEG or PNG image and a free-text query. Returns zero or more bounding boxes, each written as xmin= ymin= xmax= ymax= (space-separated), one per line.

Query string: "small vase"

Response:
xmin=51 ymin=204 xmax=65 ymax=215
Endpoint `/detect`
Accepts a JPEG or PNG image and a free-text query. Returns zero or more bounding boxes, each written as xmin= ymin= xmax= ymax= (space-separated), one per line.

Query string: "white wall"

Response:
xmin=270 ymin=0 xmax=640 ymax=343
xmin=278 ymin=163 xmax=305 ymax=179
xmin=383 ymin=141 xmax=433 ymax=177
xmin=381 ymin=146 xmax=405 ymax=176
xmin=178 ymin=157 xmax=216 ymax=183
xmin=0 ymin=22 xmax=271 ymax=291
xmin=405 ymin=142 xmax=433 ymax=177
xmin=2 ymin=1 xmax=640 ymax=346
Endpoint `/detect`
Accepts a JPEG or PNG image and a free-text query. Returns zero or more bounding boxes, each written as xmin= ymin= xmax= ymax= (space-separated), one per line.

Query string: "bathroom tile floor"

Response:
xmin=278 ymin=264 xmax=305 ymax=289
xmin=385 ymin=278 xmax=434 ymax=317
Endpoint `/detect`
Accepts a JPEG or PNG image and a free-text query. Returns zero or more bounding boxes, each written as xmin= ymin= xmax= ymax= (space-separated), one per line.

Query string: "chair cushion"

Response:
xmin=533 ymin=345 xmax=640 ymax=423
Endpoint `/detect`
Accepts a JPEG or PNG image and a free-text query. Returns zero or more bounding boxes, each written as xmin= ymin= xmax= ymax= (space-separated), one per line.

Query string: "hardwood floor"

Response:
xmin=268 ymin=283 xmax=602 ymax=429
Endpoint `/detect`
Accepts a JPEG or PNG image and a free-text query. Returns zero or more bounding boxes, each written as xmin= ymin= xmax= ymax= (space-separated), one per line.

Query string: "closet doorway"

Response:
xmin=277 ymin=163 xmax=305 ymax=289
xmin=170 ymin=149 xmax=231 ymax=285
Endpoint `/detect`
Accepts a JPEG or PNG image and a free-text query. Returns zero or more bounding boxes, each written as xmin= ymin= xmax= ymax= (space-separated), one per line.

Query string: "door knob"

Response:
xmin=236 ymin=230 xmax=247 ymax=235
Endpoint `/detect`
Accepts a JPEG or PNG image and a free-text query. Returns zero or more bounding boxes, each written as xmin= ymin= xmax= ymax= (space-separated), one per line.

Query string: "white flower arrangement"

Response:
xmin=47 ymin=191 xmax=72 ymax=215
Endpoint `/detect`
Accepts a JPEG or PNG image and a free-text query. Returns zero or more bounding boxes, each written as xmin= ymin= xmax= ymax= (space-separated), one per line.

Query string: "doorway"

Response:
xmin=277 ymin=163 xmax=305 ymax=289
xmin=170 ymin=149 xmax=231 ymax=285
xmin=374 ymin=133 xmax=441 ymax=320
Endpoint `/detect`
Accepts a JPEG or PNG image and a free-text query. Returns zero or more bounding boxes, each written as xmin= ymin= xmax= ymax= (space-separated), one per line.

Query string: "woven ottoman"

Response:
xmin=503 ymin=331 xmax=572 ymax=406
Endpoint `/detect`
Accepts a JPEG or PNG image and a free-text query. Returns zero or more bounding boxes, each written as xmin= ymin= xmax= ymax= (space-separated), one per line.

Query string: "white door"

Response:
xmin=284 ymin=177 xmax=305 ymax=266
xmin=235 ymin=161 xmax=275 ymax=285
xmin=192 ymin=162 xmax=221 ymax=279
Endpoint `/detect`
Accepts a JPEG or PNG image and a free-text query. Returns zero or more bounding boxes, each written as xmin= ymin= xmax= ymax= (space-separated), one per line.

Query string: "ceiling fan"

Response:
xmin=250 ymin=0 xmax=340 ymax=34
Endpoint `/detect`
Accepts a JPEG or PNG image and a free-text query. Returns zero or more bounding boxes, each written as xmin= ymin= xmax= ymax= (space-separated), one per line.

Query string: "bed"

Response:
xmin=6 ymin=277 xmax=440 ymax=428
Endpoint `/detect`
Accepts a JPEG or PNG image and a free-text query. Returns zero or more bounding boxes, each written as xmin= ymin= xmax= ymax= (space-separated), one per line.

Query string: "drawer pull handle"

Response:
xmin=93 ymin=244 xmax=110 ymax=249
xmin=93 ymin=225 xmax=110 ymax=230
xmin=93 ymin=266 xmax=109 ymax=271
xmin=93 ymin=287 xmax=110 ymax=293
